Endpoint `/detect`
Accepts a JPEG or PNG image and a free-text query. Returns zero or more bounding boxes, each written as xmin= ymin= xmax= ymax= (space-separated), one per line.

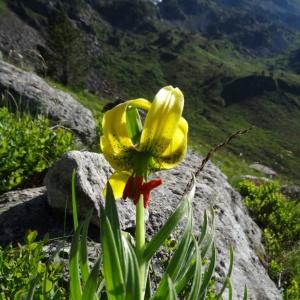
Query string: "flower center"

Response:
xmin=122 ymin=176 xmax=162 ymax=208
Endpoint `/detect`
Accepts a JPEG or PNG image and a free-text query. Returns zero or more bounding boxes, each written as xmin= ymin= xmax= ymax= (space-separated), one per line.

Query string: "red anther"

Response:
xmin=122 ymin=176 xmax=134 ymax=199
xmin=122 ymin=176 xmax=162 ymax=208
xmin=141 ymin=178 xmax=162 ymax=208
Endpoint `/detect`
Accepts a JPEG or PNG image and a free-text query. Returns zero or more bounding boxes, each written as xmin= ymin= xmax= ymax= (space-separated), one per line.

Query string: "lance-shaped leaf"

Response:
xmin=144 ymin=181 xmax=195 ymax=262
xmin=69 ymin=223 xmax=83 ymax=300
xmin=100 ymin=202 xmax=125 ymax=299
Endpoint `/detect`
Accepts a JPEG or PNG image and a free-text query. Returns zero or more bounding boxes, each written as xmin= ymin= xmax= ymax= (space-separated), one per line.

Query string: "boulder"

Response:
xmin=44 ymin=151 xmax=138 ymax=229
xmin=250 ymin=163 xmax=277 ymax=178
xmin=0 ymin=9 xmax=46 ymax=72
xmin=0 ymin=61 xmax=97 ymax=145
xmin=240 ymin=175 xmax=270 ymax=184
xmin=44 ymin=150 xmax=281 ymax=299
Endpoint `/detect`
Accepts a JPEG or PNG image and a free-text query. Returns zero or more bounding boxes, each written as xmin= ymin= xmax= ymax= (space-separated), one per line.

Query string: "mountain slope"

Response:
xmin=1 ymin=0 xmax=300 ymax=182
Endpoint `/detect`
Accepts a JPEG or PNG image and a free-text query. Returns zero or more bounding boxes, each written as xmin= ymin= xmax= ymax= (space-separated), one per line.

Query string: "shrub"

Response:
xmin=238 ymin=180 xmax=300 ymax=299
xmin=0 ymin=230 xmax=67 ymax=299
xmin=0 ymin=107 xmax=73 ymax=193
xmin=46 ymin=11 xmax=88 ymax=88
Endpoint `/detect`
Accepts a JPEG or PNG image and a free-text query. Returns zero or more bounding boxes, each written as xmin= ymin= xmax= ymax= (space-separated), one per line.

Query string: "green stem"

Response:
xmin=136 ymin=195 xmax=145 ymax=299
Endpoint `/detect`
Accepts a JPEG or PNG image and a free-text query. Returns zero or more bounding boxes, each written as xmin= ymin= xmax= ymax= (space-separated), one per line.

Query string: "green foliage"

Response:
xmin=95 ymin=182 xmax=237 ymax=299
xmin=238 ymin=180 xmax=300 ymax=298
xmin=0 ymin=230 xmax=67 ymax=299
xmin=89 ymin=16 xmax=300 ymax=183
xmin=58 ymin=175 xmax=240 ymax=299
xmin=0 ymin=0 xmax=5 ymax=14
xmin=4 ymin=0 xmax=300 ymax=184
xmin=0 ymin=107 xmax=73 ymax=193
xmin=46 ymin=11 xmax=88 ymax=88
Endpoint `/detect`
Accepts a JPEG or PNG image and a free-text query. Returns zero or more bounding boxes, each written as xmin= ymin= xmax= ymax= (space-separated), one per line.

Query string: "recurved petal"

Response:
xmin=152 ymin=117 xmax=188 ymax=170
xmin=101 ymin=102 xmax=134 ymax=170
xmin=139 ymin=86 xmax=184 ymax=155
xmin=100 ymin=98 xmax=151 ymax=171
xmin=105 ymin=171 xmax=131 ymax=200
xmin=127 ymin=98 xmax=151 ymax=111
xmin=101 ymin=98 xmax=151 ymax=170
xmin=100 ymin=135 xmax=133 ymax=171
xmin=102 ymin=102 xmax=133 ymax=149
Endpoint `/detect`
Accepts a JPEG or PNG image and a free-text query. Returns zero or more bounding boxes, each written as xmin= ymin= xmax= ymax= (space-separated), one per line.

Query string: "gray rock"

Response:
xmin=240 ymin=175 xmax=271 ymax=184
xmin=280 ymin=185 xmax=300 ymax=200
xmin=0 ymin=9 xmax=46 ymax=72
xmin=0 ymin=187 xmax=76 ymax=245
xmin=0 ymin=61 xmax=97 ymax=144
xmin=44 ymin=150 xmax=281 ymax=299
xmin=249 ymin=163 xmax=277 ymax=178
xmin=44 ymin=151 xmax=138 ymax=229
xmin=152 ymin=152 xmax=281 ymax=299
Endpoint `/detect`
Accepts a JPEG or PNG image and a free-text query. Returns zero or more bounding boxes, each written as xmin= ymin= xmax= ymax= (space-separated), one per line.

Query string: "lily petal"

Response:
xmin=139 ymin=86 xmax=184 ymax=156
xmin=101 ymin=102 xmax=133 ymax=170
xmin=127 ymin=98 xmax=151 ymax=111
xmin=106 ymin=171 xmax=131 ymax=200
xmin=152 ymin=117 xmax=188 ymax=170
xmin=101 ymin=99 xmax=151 ymax=171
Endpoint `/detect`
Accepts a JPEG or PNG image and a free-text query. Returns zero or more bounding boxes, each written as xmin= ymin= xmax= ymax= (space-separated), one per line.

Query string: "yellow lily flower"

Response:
xmin=101 ymin=86 xmax=188 ymax=200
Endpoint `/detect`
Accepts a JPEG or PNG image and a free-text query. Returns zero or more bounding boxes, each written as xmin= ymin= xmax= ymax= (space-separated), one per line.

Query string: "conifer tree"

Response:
xmin=46 ymin=11 xmax=87 ymax=88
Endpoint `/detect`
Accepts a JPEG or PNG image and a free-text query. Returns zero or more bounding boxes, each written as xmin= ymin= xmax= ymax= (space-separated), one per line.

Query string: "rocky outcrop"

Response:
xmin=0 ymin=187 xmax=70 ymax=245
xmin=0 ymin=186 xmax=100 ymax=246
xmin=43 ymin=150 xmax=281 ymax=299
xmin=0 ymin=61 xmax=97 ymax=144
xmin=0 ymin=8 xmax=46 ymax=72
xmin=221 ymin=75 xmax=278 ymax=103
xmin=222 ymin=75 xmax=300 ymax=104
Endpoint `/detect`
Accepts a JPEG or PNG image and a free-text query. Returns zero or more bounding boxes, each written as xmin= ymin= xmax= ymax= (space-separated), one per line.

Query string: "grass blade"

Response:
xmin=145 ymin=265 xmax=152 ymax=300
xmin=105 ymin=183 xmax=125 ymax=272
xmin=176 ymin=242 xmax=195 ymax=282
xmin=71 ymin=169 xmax=79 ymax=231
xmin=100 ymin=203 xmax=125 ymax=299
xmin=175 ymin=262 xmax=196 ymax=294
xmin=82 ymin=257 xmax=102 ymax=300
xmin=167 ymin=276 xmax=178 ymax=300
xmin=198 ymin=211 xmax=208 ymax=245
xmin=243 ymin=285 xmax=248 ymax=300
xmin=144 ymin=182 xmax=195 ymax=262
xmin=187 ymin=237 xmax=202 ymax=300
xmin=152 ymin=203 xmax=193 ymax=299
xmin=122 ymin=235 xmax=141 ymax=300
xmin=217 ymin=245 xmax=234 ymax=298
xmin=199 ymin=243 xmax=216 ymax=300
xmin=79 ymin=210 xmax=93 ymax=285
xmin=227 ymin=279 xmax=233 ymax=300
xmin=69 ymin=223 xmax=83 ymax=300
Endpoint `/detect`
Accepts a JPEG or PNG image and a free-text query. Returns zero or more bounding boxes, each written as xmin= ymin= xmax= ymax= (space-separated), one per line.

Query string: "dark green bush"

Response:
xmin=0 ymin=107 xmax=73 ymax=193
xmin=0 ymin=230 xmax=67 ymax=299
xmin=238 ymin=180 xmax=300 ymax=299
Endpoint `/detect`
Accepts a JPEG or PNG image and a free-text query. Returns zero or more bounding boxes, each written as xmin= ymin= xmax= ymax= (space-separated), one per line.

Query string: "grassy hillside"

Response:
xmin=2 ymin=0 xmax=300 ymax=183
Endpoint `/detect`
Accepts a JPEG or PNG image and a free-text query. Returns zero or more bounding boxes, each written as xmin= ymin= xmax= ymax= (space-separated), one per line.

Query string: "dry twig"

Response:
xmin=184 ymin=127 xmax=253 ymax=195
